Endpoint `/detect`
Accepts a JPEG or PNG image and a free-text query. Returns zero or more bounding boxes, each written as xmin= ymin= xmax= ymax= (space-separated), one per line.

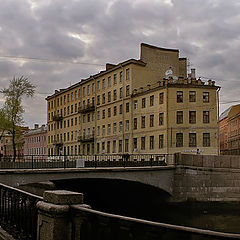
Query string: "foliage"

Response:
xmin=1 ymin=76 xmax=36 ymax=160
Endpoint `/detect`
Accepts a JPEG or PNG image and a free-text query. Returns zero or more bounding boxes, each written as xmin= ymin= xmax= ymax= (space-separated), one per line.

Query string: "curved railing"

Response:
xmin=0 ymin=183 xmax=43 ymax=240
xmin=71 ymin=205 xmax=240 ymax=240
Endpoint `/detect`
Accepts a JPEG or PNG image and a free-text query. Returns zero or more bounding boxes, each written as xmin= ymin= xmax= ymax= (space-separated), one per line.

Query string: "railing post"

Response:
xmin=32 ymin=155 xmax=34 ymax=169
xmin=36 ymin=190 xmax=83 ymax=240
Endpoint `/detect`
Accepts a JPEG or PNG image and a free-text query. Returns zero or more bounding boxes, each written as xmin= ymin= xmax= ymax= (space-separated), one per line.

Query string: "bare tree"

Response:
xmin=1 ymin=76 xmax=35 ymax=161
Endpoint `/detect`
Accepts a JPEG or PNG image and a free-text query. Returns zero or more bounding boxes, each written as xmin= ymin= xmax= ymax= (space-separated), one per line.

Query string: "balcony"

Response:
xmin=52 ymin=114 xmax=63 ymax=121
xmin=78 ymin=103 xmax=95 ymax=113
xmin=53 ymin=140 xmax=63 ymax=148
xmin=78 ymin=134 xmax=94 ymax=143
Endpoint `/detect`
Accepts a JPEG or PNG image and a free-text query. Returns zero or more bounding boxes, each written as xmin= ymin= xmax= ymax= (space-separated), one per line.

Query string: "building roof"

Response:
xmin=24 ymin=125 xmax=47 ymax=136
xmin=219 ymin=104 xmax=240 ymax=121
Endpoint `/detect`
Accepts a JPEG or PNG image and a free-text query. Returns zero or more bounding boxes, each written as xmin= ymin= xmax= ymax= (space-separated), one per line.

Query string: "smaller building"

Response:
xmin=24 ymin=124 xmax=47 ymax=155
xmin=0 ymin=133 xmax=12 ymax=156
xmin=219 ymin=104 xmax=240 ymax=155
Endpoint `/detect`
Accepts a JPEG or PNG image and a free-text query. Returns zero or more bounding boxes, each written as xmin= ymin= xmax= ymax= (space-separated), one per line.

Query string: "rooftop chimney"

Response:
xmin=191 ymin=68 xmax=196 ymax=79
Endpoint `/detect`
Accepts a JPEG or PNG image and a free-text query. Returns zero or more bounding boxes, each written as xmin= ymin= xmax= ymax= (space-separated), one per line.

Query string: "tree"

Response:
xmin=1 ymin=76 xmax=35 ymax=161
xmin=0 ymin=108 xmax=11 ymax=141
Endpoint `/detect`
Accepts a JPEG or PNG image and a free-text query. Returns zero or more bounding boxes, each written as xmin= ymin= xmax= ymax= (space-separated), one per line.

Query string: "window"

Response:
xmin=134 ymin=100 xmax=138 ymax=109
xmin=126 ymin=85 xmax=130 ymax=96
xmin=113 ymin=140 xmax=116 ymax=153
xmin=114 ymin=74 xmax=117 ymax=85
xmin=119 ymin=140 xmax=123 ymax=152
xmin=133 ymin=118 xmax=137 ymax=129
xmin=114 ymin=106 xmax=117 ymax=116
xmin=83 ymin=87 xmax=86 ymax=97
xmin=97 ymin=126 xmax=100 ymax=136
xmin=189 ymin=91 xmax=196 ymax=102
xmin=141 ymin=137 xmax=145 ymax=150
xmin=102 ymin=93 xmax=105 ymax=104
xmin=102 ymin=125 xmax=105 ymax=136
xmin=177 ymin=91 xmax=183 ymax=103
xmin=119 ymin=104 xmax=123 ymax=114
xmin=203 ymin=111 xmax=210 ymax=123
xmin=159 ymin=135 xmax=164 ymax=148
xmin=119 ymin=121 xmax=123 ymax=132
xmin=102 ymin=109 xmax=105 ymax=119
xmin=133 ymin=138 xmax=137 ymax=150
xmin=108 ymin=108 xmax=111 ymax=118
xmin=159 ymin=113 xmax=164 ymax=126
xmin=97 ymin=95 xmax=100 ymax=105
xmin=176 ymin=133 xmax=183 ymax=147
xmin=126 ymin=102 xmax=129 ymax=113
xmin=108 ymin=91 xmax=111 ymax=102
xmin=87 ymin=85 xmax=90 ymax=95
xmin=97 ymin=111 xmax=100 ymax=120
xmin=102 ymin=142 xmax=105 ymax=153
xmin=125 ymin=139 xmax=129 ymax=152
xmin=92 ymin=83 xmax=95 ymax=93
xmin=150 ymin=95 xmax=154 ymax=106
xmin=150 ymin=136 xmax=154 ymax=150
xmin=159 ymin=92 xmax=164 ymax=104
xmin=102 ymin=79 xmax=105 ymax=89
xmin=189 ymin=133 xmax=196 ymax=147
xmin=120 ymin=71 xmax=123 ymax=82
xmin=203 ymin=92 xmax=209 ymax=102
xmin=107 ymin=124 xmax=111 ymax=135
xmin=150 ymin=114 xmax=154 ymax=127
xmin=113 ymin=90 xmax=117 ymax=100
xmin=141 ymin=116 xmax=145 ymax=128
xmin=113 ymin=123 xmax=117 ymax=133
xmin=126 ymin=68 xmax=130 ymax=80
xmin=203 ymin=133 xmax=210 ymax=147
xmin=177 ymin=111 xmax=183 ymax=124
xmin=189 ymin=111 xmax=196 ymax=124
xmin=125 ymin=120 xmax=129 ymax=131
xmin=142 ymin=98 xmax=146 ymax=108
xmin=108 ymin=76 xmax=111 ymax=87
xmin=120 ymin=87 xmax=123 ymax=99
xmin=97 ymin=81 xmax=100 ymax=91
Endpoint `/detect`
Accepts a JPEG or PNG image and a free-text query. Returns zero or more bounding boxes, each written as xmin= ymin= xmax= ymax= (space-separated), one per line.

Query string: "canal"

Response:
xmin=53 ymin=178 xmax=240 ymax=235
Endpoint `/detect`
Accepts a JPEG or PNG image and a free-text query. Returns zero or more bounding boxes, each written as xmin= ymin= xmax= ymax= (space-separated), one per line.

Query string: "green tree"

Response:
xmin=0 ymin=109 xmax=11 ymax=140
xmin=1 ymin=76 xmax=35 ymax=161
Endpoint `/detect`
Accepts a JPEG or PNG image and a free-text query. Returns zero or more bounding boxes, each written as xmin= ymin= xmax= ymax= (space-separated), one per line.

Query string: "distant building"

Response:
xmin=0 ymin=133 xmax=12 ymax=156
xmin=219 ymin=104 xmax=240 ymax=155
xmin=2 ymin=126 xmax=29 ymax=156
xmin=46 ymin=43 xmax=220 ymax=156
xmin=24 ymin=124 xmax=47 ymax=155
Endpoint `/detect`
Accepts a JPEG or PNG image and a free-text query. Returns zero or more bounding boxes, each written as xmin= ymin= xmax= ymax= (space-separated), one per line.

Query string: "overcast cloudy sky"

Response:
xmin=0 ymin=0 xmax=239 ymax=127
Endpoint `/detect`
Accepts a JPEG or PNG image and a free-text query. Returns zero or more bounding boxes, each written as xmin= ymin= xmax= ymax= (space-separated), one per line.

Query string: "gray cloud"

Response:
xmin=0 ymin=0 xmax=240 ymax=126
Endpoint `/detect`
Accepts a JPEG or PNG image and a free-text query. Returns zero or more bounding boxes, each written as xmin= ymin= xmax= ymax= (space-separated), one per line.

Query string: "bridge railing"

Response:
xmin=71 ymin=205 xmax=240 ymax=240
xmin=0 ymin=183 xmax=43 ymax=240
xmin=0 ymin=154 xmax=173 ymax=169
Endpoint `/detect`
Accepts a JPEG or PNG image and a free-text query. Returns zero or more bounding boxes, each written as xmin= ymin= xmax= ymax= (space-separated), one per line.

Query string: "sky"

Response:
xmin=0 ymin=0 xmax=240 ymax=128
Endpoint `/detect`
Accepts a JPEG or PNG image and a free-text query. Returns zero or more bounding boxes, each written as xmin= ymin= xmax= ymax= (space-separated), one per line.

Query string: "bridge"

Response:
xmin=1 ymin=153 xmax=240 ymax=239
xmin=0 ymin=166 xmax=175 ymax=195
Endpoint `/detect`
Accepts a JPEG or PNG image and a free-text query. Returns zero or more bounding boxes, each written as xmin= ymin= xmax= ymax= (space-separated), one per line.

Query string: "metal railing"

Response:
xmin=71 ymin=206 xmax=240 ymax=240
xmin=0 ymin=154 xmax=170 ymax=169
xmin=0 ymin=183 xmax=43 ymax=240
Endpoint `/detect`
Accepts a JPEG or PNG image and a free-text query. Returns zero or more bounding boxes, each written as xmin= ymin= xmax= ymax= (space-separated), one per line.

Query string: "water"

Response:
xmin=53 ymin=178 xmax=240 ymax=234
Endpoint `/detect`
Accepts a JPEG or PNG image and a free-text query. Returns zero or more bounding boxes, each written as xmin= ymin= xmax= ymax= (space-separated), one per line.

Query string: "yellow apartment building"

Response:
xmin=46 ymin=43 xmax=220 ymax=156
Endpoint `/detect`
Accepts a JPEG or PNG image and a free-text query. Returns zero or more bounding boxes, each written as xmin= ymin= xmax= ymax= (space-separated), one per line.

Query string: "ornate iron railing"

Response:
xmin=0 ymin=183 xmax=43 ymax=240
xmin=0 ymin=154 xmax=170 ymax=169
xmin=71 ymin=206 xmax=240 ymax=240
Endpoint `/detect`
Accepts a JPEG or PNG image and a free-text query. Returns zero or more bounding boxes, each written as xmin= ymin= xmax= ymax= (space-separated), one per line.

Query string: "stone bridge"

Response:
xmin=1 ymin=153 xmax=240 ymax=202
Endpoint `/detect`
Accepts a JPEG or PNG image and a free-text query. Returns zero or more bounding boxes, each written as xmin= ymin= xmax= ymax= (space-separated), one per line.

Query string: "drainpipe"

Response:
xmin=120 ymin=64 xmax=125 ymax=153
xmin=217 ymin=87 xmax=220 ymax=155
xmin=166 ymin=79 xmax=169 ymax=155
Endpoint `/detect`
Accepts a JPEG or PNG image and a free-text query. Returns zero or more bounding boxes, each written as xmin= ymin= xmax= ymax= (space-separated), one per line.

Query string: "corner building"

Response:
xmin=46 ymin=43 xmax=220 ymax=156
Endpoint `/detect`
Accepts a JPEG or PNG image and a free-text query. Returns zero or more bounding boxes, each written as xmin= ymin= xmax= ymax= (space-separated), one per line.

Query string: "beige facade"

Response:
xmin=46 ymin=43 xmax=220 ymax=156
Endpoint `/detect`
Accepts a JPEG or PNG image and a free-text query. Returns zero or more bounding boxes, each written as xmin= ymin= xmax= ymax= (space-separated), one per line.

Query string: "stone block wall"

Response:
xmin=173 ymin=154 xmax=240 ymax=202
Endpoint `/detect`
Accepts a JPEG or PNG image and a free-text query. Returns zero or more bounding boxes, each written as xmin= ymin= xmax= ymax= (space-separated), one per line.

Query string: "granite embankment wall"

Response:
xmin=173 ymin=154 xmax=240 ymax=202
